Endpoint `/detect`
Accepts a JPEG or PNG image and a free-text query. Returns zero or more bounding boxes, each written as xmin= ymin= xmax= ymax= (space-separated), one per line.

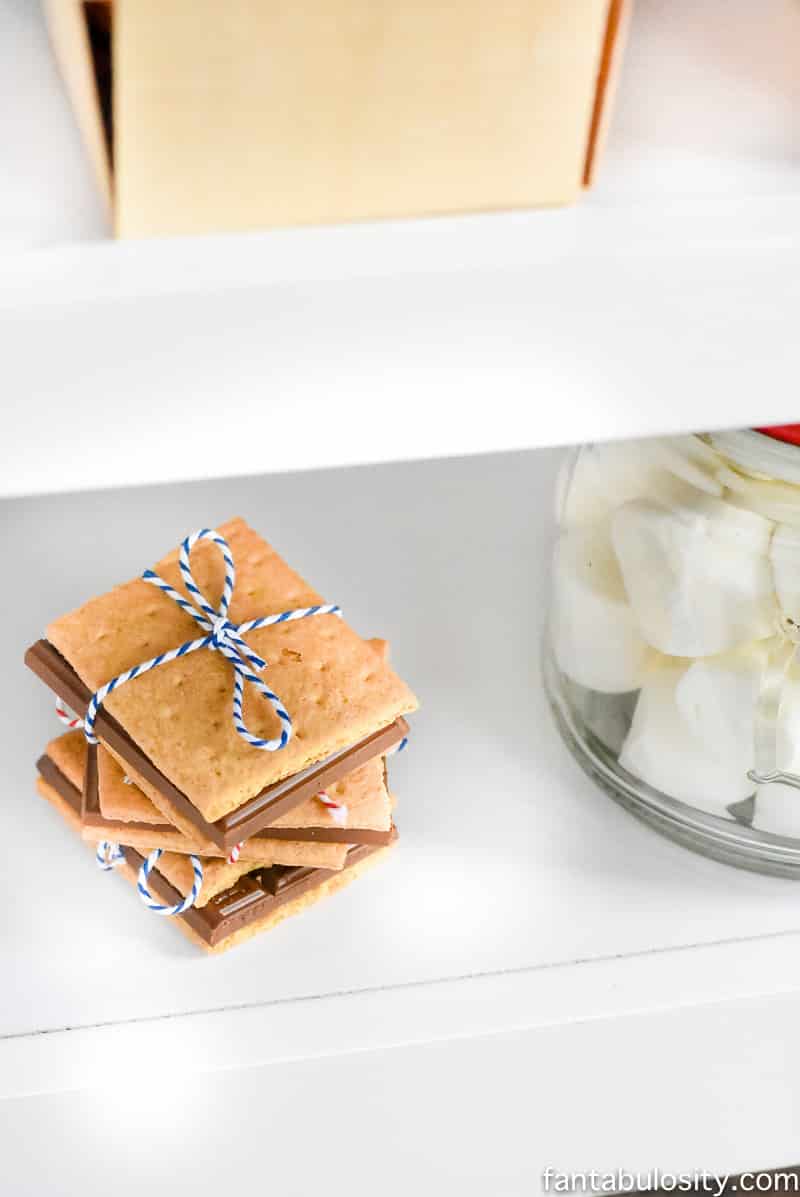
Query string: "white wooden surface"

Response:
xmin=1 ymin=0 xmax=799 ymax=498
xmin=4 ymin=993 xmax=800 ymax=1197
xmin=4 ymin=452 xmax=800 ymax=1188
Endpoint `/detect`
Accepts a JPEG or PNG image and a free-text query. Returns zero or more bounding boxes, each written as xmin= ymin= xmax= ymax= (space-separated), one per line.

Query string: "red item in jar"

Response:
xmin=754 ymin=425 xmax=800 ymax=446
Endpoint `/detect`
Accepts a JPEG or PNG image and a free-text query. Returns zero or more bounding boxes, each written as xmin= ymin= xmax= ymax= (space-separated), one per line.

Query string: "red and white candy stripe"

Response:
xmin=226 ymin=789 xmax=348 ymax=863
xmin=316 ymin=791 xmax=348 ymax=824
xmin=55 ymin=697 xmax=83 ymax=731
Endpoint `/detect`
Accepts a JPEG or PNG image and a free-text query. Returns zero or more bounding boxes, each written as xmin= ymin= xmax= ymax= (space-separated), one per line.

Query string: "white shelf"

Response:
xmin=1 ymin=0 xmax=799 ymax=498
xmin=2 ymin=201 xmax=800 ymax=499
xmin=5 ymin=451 xmax=800 ymax=1187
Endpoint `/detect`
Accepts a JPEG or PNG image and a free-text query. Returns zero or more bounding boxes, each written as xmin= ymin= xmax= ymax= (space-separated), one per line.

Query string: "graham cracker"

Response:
xmin=46 ymin=517 xmax=418 ymax=822
xmin=97 ymin=747 xmax=155 ymax=823
xmin=38 ymin=772 xmax=339 ymax=908
xmin=152 ymin=852 xmax=256 ymax=908
xmin=45 ymin=729 xmax=87 ymax=792
xmin=92 ymin=739 xmax=386 ymax=867
xmin=80 ymin=818 xmax=349 ymax=870
xmin=44 ymin=732 xmax=349 ymax=869
xmin=37 ymin=775 xmax=82 ymax=834
xmin=37 ymin=775 xmax=394 ymax=954
xmin=98 ymin=636 xmax=393 ymax=833
xmin=104 ymin=744 xmax=391 ymax=834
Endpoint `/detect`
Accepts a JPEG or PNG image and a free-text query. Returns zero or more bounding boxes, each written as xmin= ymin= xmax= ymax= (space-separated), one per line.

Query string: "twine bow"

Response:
xmin=83 ymin=528 xmax=341 ymax=752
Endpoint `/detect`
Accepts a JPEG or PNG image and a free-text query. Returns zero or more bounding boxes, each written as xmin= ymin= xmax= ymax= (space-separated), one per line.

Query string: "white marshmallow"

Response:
xmin=718 ymin=465 xmax=800 ymax=529
xmin=556 ymin=442 xmax=687 ymax=529
xmin=551 ymin=524 xmax=653 ymax=693
xmin=770 ymin=523 xmax=800 ymax=626
xmin=677 ymin=643 xmax=800 ymax=774
xmin=612 ymin=492 xmax=776 ymax=657
xmin=777 ymin=675 xmax=800 ymax=765
xmin=710 ymin=429 xmax=800 ymax=488
xmin=620 ymin=661 xmax=755 ymax=813
xmin=751 ymin=668 xmax=800 ymax=837
xmin=675 ymin=645 xmax=762 ymax=774
xmin=644 ymin=435 xmax=725 ymax=498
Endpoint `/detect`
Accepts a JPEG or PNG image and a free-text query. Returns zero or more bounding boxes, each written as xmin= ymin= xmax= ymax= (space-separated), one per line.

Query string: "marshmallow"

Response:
xmin=677 ymin=643 xmax=800 ymax=776
xmin=675 ymin=644 xmax=766 ymax=775
xmin=751 ymin=667 xmax=800 ymax=836
xmin=612 ymin=492 xmax=776 ymax=657
xmin=777 ymin=674 xmax=800 ymax=765
xmin=620 ymin=661 xmax=755 ymax=813
xmin=770 ymin=523 xmax=800 ymax=625
xmin=644 ymin=435 xmax=725 ymax=498
xmin=551 ymin=524 xmax=653 ymax=693
xmin=718 ymin=466 xmax=800 ymax=529
xmin=556 ymin=441 xmax=688 ymax=529
xmin=710 ymin=429 xmax=800 ymax=489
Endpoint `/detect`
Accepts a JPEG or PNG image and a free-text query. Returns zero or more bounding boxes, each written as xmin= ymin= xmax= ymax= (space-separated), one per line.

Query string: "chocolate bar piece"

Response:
xmin=26 ymin=639 xmax=407 ymax=849
xmin=38 ymin=750 xmax=392 ymax=947
xmin=128 ymin=838 xmax=390 ymax=948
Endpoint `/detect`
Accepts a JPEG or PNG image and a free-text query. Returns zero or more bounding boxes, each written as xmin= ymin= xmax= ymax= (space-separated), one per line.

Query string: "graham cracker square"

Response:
xmin=45 ymin=729 xmax=86 ymax=792
xmin=36 ymin=773 xmax=333 ymax=907
xmin=46 ymin=517 xmax=417 ymax=822
xmin=43 ymin=731 xmax=350 ymax=869
xmin=36 ymin=775 xmax=395 ymax=954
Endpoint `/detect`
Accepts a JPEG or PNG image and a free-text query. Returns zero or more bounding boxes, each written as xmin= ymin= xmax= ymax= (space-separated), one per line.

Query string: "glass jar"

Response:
xmin=545 ymin=427 xmax=800 ymax=877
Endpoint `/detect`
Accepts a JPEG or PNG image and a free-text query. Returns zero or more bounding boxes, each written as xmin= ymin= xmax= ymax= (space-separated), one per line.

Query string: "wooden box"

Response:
xmin=45 ymin=0 xmax=629 ymax=238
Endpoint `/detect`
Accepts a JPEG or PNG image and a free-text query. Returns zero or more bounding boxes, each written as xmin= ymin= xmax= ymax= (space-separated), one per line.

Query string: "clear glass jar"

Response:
xmin=545 ymin=427 xmax=800 ymax=877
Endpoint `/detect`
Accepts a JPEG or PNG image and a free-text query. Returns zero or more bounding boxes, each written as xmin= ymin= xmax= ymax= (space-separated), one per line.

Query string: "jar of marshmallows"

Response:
xmin=545 ymin=426 xmax=800 ymax=876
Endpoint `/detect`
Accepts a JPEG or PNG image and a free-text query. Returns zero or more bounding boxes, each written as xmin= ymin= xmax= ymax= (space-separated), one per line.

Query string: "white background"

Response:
xmin=2 ymin=0 xmax=800 ymax=1192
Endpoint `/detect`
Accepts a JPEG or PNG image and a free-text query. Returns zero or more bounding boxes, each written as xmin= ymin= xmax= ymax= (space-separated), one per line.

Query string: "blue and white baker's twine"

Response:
xmin=137 ymin=848 xmax=204 ymax=916
xmin=95 ymin=840 xmax=125 ymax=871
xmin=94 ymin=838 xmax=203 ymax=913
xmin=83 ymin=528 xmax=341 ymax=752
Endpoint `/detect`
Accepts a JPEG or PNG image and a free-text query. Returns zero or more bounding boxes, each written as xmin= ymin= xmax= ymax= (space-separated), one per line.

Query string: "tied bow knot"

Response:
xmin=209 ymin=614 xmax=266 ymax=673
xmin=83 ymin=528 xmax=341 ymax=752
xmin=210 ymin=614 xmax=235 ymax=651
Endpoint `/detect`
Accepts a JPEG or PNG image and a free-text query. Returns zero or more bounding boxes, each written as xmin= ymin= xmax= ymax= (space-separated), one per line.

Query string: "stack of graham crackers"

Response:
xmin=25 ymin=518 xmax=418 ymax=953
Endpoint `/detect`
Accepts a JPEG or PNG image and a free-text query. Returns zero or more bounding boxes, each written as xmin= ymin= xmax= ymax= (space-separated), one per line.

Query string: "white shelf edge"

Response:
xmin=5 ymin=928 xmax=800 ymax=1100
xmin=2 ymin=196 xmax=799 ymax=309
xmin=2 ymin=197 xmax=799 ymax=500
